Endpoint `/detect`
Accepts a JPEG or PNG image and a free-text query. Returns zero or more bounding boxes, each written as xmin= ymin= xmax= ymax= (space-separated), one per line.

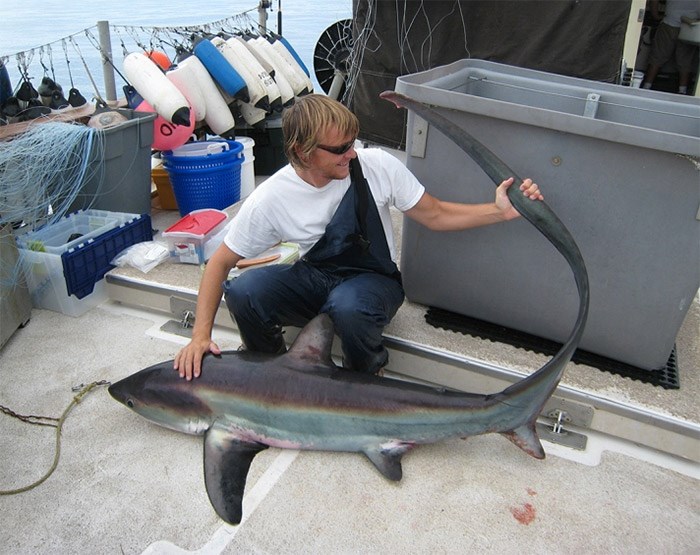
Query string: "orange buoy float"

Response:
xmin=146 ymin=50 xmax=172 ymax=71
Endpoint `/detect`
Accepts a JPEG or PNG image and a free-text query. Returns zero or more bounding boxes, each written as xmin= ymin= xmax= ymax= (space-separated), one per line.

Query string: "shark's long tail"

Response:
xmin=381 ymin=90 xmax=590 ymax=458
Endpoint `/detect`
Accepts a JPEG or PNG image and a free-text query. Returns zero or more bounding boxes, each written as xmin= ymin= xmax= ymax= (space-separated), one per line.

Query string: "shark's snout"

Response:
xmin=107 ymin=380 xmax=126 ymax=403
xmin=108 ymin=375 xmax=141 ymax=407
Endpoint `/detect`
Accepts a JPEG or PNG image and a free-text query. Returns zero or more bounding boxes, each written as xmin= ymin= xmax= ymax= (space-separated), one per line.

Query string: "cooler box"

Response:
xmin=396 ymin=59 xmax=699 ymax=371
xmin=16 ymin=210 xmax=152 ymax=316
xmin=162 ymin=209 xmax=229 ymax=264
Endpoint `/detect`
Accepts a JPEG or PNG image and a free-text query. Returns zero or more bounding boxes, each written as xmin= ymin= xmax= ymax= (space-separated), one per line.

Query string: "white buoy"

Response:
xmin=211 ymin=37 xmax=269 ymax=111
xmin=226 ymin=37 xmax=282 ymax=111
xmin=270 ymin=38 xmax=313 ymax=94
xmin=167 ymin=59 xmax=207 ymax=122
xmin=244 ymin=38 xmax=295 ymax=106
xmin=178 ymin=54 xmax=236 ymax=138
xmin=252 ymin=36 xmax=307 ymax=97
xmin=123 ymin=52 xmax=191 ymax=125
xmin=238 ymin=99 xmax=267 ymax=127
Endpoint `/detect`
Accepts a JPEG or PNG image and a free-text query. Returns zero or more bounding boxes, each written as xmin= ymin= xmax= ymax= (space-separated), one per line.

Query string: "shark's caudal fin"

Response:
xmin=204 ymin=422 xmax=268 ymax=525
xmin=380 ymin=90 xmax=590 ymax=461
xmin=285 ymin=313 xmax=336 ymax=366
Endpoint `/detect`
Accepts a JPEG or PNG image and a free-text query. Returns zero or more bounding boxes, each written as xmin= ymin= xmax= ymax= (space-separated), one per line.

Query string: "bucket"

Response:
xmin=163 ymin=140 xmax=244 ymax=216
xmin=169 ymin=140 xmax=230 ymax=157
xmin=235 ymin=136 xmax=256 ymax=198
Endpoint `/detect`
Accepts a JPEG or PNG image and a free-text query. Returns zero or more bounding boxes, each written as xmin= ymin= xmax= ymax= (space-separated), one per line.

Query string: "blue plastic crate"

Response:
xmin=62 ymin=214 xmax=153 ymax=299
xmin=17 ymin=211 xmax=153 ymax=316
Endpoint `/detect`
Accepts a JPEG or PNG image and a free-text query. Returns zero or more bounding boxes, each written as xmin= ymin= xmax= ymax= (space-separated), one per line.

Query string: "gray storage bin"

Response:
xmin=397 ymin=59 xmax=699 ymax=371
xmin=67 ymin=108 xmax=156 ymax=216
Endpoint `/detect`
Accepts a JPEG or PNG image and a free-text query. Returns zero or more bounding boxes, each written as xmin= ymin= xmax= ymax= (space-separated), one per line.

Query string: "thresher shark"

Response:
xmin=109 ymin=91 xmax=590 ymax=525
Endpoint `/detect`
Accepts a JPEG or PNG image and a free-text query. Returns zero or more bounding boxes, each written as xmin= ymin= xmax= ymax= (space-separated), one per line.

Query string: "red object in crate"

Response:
xmin=165 ymin=209 xmax=227 ymax=236
xmin=163 ymin=209 xmax=229 ymax=264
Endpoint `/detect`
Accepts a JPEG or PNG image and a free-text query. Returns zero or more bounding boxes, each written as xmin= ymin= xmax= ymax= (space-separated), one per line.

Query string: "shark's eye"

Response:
xmin=126 ymin=399 xmax=134 ymax=408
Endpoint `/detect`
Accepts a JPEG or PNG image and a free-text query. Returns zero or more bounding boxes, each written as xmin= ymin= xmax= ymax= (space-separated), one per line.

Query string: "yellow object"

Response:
xmin=26 ymin=240 xmax=46 ymax=252
xmin=151 ymin=166 xmax=178 ymax=210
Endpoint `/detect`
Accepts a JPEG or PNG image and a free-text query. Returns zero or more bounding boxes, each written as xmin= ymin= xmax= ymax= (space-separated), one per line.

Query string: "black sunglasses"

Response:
xmin=316 ymin=139 xmax=355 ymax=155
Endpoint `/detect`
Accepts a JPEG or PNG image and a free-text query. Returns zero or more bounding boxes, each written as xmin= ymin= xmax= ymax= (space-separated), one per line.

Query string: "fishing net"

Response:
xmin=0 ymin=121 xmax=104 ymax=229
xmin=0 ymin=121 xmax=105 ymax=290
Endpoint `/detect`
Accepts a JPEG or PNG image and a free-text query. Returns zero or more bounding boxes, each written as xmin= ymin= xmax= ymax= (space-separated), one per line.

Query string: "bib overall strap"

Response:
xmin=350 ymin=157 xmax=371 ymax=252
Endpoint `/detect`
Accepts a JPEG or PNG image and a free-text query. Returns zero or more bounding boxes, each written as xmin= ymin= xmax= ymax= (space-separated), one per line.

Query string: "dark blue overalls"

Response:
xmin=223 ymin=158 xmax=405 ymax=374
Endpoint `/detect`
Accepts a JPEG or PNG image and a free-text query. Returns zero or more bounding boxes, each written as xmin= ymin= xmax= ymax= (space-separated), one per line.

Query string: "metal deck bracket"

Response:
xmin=159 ymin=296 xmax=197 ymax=338
xmin=536 ymin=398 xmax=593 ymax=451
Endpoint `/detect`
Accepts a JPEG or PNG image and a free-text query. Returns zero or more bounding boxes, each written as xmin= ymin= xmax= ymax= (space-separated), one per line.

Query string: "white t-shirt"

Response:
xmin=224 ymin=148 xmax=425 ymax=260
xmin=663 ymin=0 xmax=700 ymax=27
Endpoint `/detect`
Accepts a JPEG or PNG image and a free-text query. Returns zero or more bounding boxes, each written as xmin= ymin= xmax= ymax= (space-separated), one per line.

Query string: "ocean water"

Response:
xmin=0 ymin=0 xmax=352 ymax=100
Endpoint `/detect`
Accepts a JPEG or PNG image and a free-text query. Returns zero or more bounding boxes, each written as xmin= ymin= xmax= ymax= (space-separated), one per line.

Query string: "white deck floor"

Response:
xmin=1 ymin=302 xmax=698 ymax=554
xmin=1 ymin=156 xmax=698 ymax=554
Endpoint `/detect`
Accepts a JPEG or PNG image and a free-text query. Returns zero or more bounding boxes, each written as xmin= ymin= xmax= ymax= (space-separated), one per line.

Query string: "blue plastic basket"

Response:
xmin=163 ymin=140 xmax=244 ymax=216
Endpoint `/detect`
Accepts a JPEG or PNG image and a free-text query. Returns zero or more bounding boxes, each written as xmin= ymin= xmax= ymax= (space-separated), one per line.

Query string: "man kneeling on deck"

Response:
xmin=174 ymin=94 xmax=543 ymax=380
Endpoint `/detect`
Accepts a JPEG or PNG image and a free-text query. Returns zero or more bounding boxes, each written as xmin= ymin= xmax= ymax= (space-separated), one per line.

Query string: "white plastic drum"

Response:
xmin=235 ymin=136 xmax=256 ymax=198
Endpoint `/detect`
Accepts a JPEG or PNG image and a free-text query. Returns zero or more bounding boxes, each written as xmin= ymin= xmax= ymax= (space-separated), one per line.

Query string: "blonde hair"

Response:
xmin=282 ymin=94 xmax=359 ymax=169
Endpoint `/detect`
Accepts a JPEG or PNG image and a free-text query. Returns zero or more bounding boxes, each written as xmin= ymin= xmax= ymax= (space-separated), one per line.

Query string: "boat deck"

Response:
xmin=105 ymin=192 xmax=700 ymax=462
xmin=1 ymin=156 xmax=698 ymax=554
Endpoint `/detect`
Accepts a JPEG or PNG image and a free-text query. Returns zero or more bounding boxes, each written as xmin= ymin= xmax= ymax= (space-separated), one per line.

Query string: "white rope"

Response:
xmin=0 ymin=121 xmax=105 ymax=227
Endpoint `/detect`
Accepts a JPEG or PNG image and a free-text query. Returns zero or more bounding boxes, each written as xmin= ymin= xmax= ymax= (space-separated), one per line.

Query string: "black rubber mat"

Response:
xmin=425 ymin=307 xmax=680 ymax=390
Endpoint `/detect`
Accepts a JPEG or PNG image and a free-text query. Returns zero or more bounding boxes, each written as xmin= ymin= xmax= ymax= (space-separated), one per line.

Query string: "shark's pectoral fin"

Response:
xmin=500 ymin=422 xmax=545 ymax=460
xmin=203 ymin=424 xmax=269 ymax=525
xmin=363 ymin=442 xmax=415 ymax=481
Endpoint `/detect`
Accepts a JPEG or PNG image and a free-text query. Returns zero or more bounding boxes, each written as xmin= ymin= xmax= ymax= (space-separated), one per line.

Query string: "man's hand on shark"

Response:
xmin=174 ymin=337 xmax=222 ymax=381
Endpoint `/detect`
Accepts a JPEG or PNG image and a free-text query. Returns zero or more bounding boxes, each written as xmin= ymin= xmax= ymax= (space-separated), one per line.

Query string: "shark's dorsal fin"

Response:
xmin=286 ymin=313 xmax=335 ymax=365
xmin=363 ymin=442 xmax=415 ymax=481
xmin=203 ymin=422 xmax=268 ymax=525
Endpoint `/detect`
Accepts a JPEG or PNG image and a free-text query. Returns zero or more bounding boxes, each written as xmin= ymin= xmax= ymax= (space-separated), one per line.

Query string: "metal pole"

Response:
xmin=97 ymin=20 xmax=117 ymax=102
xmin=258 ymin=1 xmax=269 ymax=34
xmin=278 ymin=0 xmax=283 ymax=35
xmin=328 ymin=71 xmax=345 ymax=100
